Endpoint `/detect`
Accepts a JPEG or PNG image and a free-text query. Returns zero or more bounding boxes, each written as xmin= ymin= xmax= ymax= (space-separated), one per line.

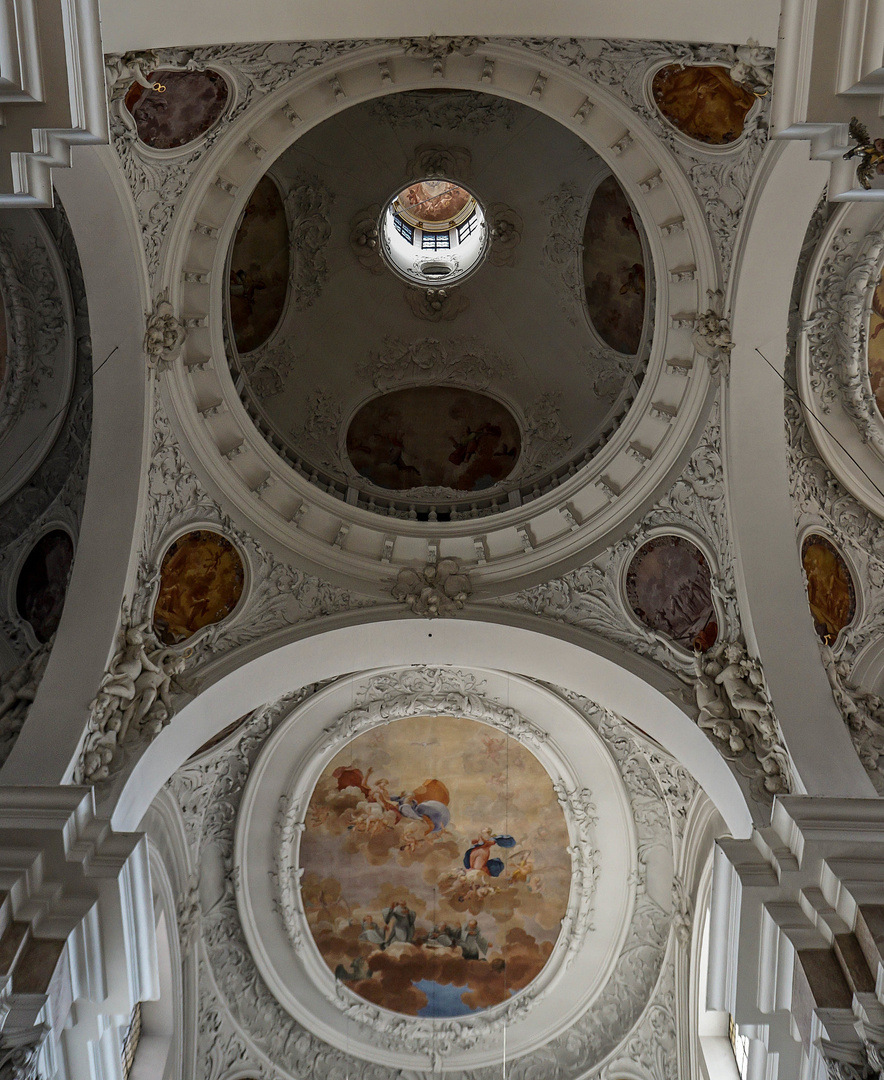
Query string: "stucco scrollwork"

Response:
xmin=390 ymin=559 xmax=472 ymax=617
xmin=238 ymin=340 xmax=295 ymax=398
xmin=144 ymin=288 xmax=186 ymax=369
xmin=404 ymin=285 xmax=470 ymax=322
xmin=369 ymin=88 xmax=517 ymax=133
xmin=804 ymin=227 xmax=884 ymax=451
xmin=487 ymin=202 xmax=523 ymax=267
xmin=283 ymin=172 xmax=334 ymax=312
xmin=349 ymin=203 xmax=383 ymax=274
xmin=358 ymin=336 xmax=508 ymax=391
xmin=407 ymin=144 xmax=472 ymax=181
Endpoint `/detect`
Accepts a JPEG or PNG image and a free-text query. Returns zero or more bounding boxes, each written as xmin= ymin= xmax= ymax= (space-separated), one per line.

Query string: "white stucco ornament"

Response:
xmin=144 ymin=288 xmax=186 ymax=369
xmin=390 ymin=558 xmax=472 ymax=617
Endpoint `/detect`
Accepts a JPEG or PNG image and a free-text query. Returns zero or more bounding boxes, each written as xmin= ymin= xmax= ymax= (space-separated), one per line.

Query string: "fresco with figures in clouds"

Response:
xmin=582 ymin=176 xmax=646 ymax=356
xmin=298 ymin=715 xmax=571 ymax=1018
xmin=801 ymin=534 xmax=856 ymax=644
xmin=346 ymin=387 xmax=521 ymax=492
xmin=651 ymin=64 xmax=756 ymax=145
xmin=152 ymin=530 xmax=244 ymax=646
xmin=868 ymin=268 xmax=884 ymax=417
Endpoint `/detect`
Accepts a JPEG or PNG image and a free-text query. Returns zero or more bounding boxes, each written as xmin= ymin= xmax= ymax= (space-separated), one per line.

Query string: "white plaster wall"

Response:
xmin=97 ymin=0 xmax=780 ymax=54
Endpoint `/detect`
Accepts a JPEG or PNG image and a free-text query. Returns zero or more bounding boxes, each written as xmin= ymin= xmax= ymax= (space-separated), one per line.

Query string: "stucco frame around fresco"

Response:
xmin=234 ymin=667 xmax=638 ymax=1071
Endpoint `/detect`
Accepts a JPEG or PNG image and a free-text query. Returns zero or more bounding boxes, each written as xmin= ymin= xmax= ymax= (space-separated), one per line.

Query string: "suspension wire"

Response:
xmin=754 ymin=346 xmax=884 ymax=503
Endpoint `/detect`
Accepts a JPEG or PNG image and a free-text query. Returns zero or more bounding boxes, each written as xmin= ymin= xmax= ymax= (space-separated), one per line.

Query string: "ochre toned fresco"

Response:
xmin=299 ymin=715 xmax=571 ymax=1018
xmin=152 ymin=530 xmax=244 ymax=646
xmin=15 ymin=530 xmax=74 ymax=643
xmin=868 ymin=268 xmax=884 ymax=415
xmin=582 ymin=175 xmax=645 ymax=355
xmin=125 ymin=70 xmax=229 ymax=150
xmin=801 ymin=535 xmax=856 ymax=643
xmin=651 ymin=64 xmax=756 ymax=145
xmin=626 ymin=535 xmax=718 ymax=651
xmin=397 ymin=181 xmax=471 ymax=224
xmin=346 ymin=387 xmax=521 ymax=491
xmin=228 ymin=176 xmax=290 ymax=354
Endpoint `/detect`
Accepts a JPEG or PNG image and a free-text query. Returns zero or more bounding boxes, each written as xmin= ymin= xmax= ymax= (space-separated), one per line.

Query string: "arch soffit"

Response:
xmin=113 ymin=616 xmax=752 ymax=838
xmin=157 ymin=41 xmax=718 ymax=594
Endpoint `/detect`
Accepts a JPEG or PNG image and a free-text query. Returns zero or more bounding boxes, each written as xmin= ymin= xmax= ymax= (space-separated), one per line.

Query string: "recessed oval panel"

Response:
xmin=346 ymin=387 xmax=521 ymax=492
xmin=626 ymin=535 xmax=718 ymax=651
xmin=651 ymin=64 xmax=755 ymax=145
xmin=152 ymin=530 xmax=245 ymax=646
xmin=124 ymin=69 xmax=229 ymax=150
xmin=801 ymin=534 xmax=856 ymax=643
xmin=299 ymin=714 xmax=571 ymax=1018
xmin=16 ymin=529 xmax=74 ymax=643
xmin=582 ymin=175 xmax=645 ymax=355
xmin=228 ymin=176 xmax=290 ymax=354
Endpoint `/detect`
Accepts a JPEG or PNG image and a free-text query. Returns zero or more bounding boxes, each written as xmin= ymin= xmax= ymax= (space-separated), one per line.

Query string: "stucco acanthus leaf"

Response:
xmin=389 ymin=559 xmax=472 ymax=617
xmin=407 ymin=144 xmax=472 ymax=182
xmin=0 ymin=1019 xmax=51 ymax=1080
xmin=177 ymin=873 xmax=201 ymax=957
xmin=404 ymin=285 xmax=470 ymax=322
xmin=691 ymin=290 xmax=735 ymax=378
xmin=349 ymin=203 xmax=383 ymax=274
xmin=579 ymin=341 xmax=639 ymax=402
xmin=521 ymin=391 xmax=573 ymax=474
xmin=541 ymin=182 xmax=585 ymax=324
xmin=486 ymin=202 xmax=523 ymax=267
xmin=77 ymin=621 xmax=189 ymax=784
xmin=820 ymin=643 xmax=884 ymax=794
xmin=398 ymin=36 xmax=482 ymax=59
xmin=358 ymin=336 xmax=508 ymax=391
xmin=294 ymin=386 xmax=344 ymax=470
xmin=0 ymin=226 xmax=65 ymax=443
xmin=0 ymin=641 xmax=52 ymax=770
xmin=804 ymin=228 xmax=884 ymax=450
xmin=283 ymin=171 xmax=334 ymax=311
xmin=144 ymin=288 xmax=186 ymax=369
xmin=238 ymin=339 xmax=296 ymax=398
xmin=369 ymin=88 xmax=516 ymax=133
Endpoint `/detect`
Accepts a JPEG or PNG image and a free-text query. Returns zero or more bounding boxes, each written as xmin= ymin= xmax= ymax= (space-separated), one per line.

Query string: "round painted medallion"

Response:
xmin=801 ymin=534 xmax=856 ymax=643
xmin=124 ymin=69 xmax=229 ymax=150
xmin=346 ymin=387 xmax=520 ymax=492
xmin=15 ymin=529 xmax=74 ymax=642
xmin=152 ymin=530 xmax=245 ymax=646
xmin=299 ymin=714 xmax=571 ymax=1018
xmin=626 ymin=535 xmax=718 ymax=651
xmin=651 ymin=64 xmax=756 ymax=145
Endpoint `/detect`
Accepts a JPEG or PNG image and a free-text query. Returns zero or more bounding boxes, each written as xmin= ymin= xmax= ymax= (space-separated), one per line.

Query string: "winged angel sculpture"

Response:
xmin=844 ymin=117 xmax=884 ymax=189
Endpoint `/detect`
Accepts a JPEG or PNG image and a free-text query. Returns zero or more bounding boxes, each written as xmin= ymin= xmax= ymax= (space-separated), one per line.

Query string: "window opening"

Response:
xmin=421 ymin=231 xmax=451 ymax=250
xmin=393 ymin=215 xmax=414 ymax=244
xmin=457 ymin=211 xmax=479 ymax=243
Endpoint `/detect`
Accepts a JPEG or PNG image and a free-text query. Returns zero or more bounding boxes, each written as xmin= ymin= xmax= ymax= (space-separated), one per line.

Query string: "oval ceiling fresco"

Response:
xmin=124 ymin=69 xmax=229 ymax=150
xmin=152 ymin=530 xmax=245 ymax=646
xmin=299 ymin=714 xmax=571 ymax=1018
xmin=228 ymin=175 xmax=290 ymax=355
xmin=626 ymin=535 xmax=718 ymax=651
xmin=15 ymin=529 xmax=74 ymax=643
xmin=651 ymin=64 xmax=756 ymax=145
xmin=868 ymin=267 xmax=884 ymax=416
xmin=801 ymin=534 xmax=856 ymax=643
xmin=346 ymin=387 xmax=521 ymax=492
xmin=582 ymin=175 xmax=645 ymax=355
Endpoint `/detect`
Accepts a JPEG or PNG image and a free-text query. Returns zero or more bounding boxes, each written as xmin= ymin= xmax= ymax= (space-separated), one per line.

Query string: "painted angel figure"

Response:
xmin=844 ymin=117 xmax=884 ymax=189
xmin=463 ymin=827 xmax=517 ymax=877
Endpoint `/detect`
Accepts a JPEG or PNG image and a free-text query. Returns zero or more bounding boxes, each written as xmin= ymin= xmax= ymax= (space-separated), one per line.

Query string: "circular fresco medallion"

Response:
xmin=801 ymin=534 xmax=856 ymax=643
xmin=15 ymin=529 xmax=74 ymax=643
xmin=124 ymin=69 xmax=229 ymax=150
xmin=626 ymin=535 xmax=718 ymax=651
xmin=299 ymin=714 xmax=571 ymax=1019
xmin=346 ymin=387 xmax=520 ymax=492
xmin=152 ymin=530 xmax=245 ymax=646
xmin=651 ymin=64 xmax=756 ymax=145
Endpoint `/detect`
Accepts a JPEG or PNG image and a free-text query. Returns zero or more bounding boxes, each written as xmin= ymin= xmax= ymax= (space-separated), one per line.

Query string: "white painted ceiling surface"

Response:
xmin=98 ymin=0 xmax=780 ymax=54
